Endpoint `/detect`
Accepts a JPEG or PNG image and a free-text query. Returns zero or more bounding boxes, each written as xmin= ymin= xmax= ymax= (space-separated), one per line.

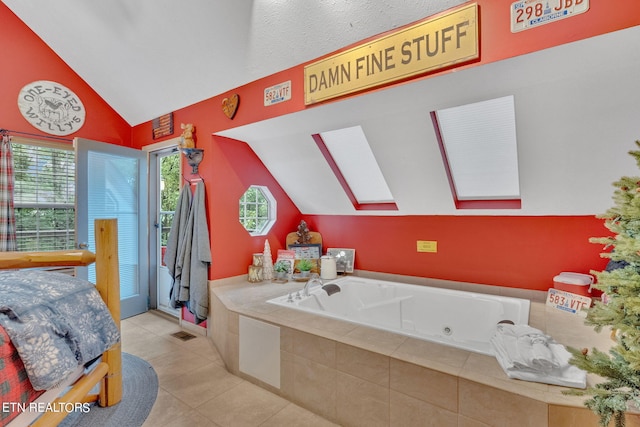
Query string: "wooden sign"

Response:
xmin=17 ymin=80 xmax=86 ymax=136
xmin=304 ymin=3 xmax=478 ymax=105
xmin=222 ymin=94 xmax=239 ymax=119
xmin=152 ymin=113 xmax=174 ymax=139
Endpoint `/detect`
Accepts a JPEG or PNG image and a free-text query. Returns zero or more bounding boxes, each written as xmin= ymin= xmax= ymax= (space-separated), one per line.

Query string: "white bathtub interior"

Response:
xmin=267 ymin=276 xmax=531 ymax=356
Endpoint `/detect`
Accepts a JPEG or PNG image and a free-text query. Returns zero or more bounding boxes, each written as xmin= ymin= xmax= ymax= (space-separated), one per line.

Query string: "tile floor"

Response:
xmin=122 ymin=311 xmax=338 ymax=427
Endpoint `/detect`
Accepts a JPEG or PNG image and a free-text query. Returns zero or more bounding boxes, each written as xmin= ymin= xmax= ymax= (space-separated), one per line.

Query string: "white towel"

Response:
xmin=491 ymin=324 xmax=586 ymax=389
xmin=527 ymin=337 xmax=559 ymax=372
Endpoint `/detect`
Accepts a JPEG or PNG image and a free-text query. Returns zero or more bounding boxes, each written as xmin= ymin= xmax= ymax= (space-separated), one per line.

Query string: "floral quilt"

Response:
xmin=0 ymin=270 xmax=120 ymax=390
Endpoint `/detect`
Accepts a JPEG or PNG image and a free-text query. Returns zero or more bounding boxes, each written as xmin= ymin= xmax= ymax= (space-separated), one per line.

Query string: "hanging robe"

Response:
xmin=164 ymin=184 xmax=192 ymax=308
xmin=186 ymin=182 xmax=211 ymax=323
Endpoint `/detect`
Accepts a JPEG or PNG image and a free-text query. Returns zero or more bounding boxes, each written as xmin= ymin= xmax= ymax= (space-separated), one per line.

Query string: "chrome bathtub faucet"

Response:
xmin=302 ymin=276 xmax=323 ymax=297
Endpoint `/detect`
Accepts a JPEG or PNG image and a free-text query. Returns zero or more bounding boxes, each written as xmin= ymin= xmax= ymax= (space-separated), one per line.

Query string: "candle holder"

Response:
xmin=248 ymin=265 xmax=263 ymax=283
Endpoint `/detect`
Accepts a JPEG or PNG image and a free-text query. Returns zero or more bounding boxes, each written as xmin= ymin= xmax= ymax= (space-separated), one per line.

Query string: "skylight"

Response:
xmin=314 ymin=125 xmax=397 ymax=210
xmin=432 ymin=95 xmax=521 ymax=209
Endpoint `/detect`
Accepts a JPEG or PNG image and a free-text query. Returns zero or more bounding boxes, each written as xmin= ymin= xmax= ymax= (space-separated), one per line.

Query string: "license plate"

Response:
xmin=511 ymin=0 xmax=589 ymax=33
xmin=546 ymin=288 xmax=591 ymax=316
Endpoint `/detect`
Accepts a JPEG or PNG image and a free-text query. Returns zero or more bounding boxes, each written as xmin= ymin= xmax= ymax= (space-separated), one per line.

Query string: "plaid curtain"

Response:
xmin=0 ymin=134 xmax=17 ymax=251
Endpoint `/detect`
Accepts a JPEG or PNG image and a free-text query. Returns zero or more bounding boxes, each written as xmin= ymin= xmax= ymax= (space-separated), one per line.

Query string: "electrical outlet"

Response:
xmin=417 ymin=240 xmax=437 ymax=253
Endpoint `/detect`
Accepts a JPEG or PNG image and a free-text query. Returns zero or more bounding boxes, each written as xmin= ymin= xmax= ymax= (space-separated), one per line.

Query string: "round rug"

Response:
xmin=59 ymin=353 xmax=158 ymax=427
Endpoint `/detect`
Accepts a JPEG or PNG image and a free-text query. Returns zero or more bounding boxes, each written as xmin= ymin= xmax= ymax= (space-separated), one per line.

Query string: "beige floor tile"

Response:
xmin=130 ymin=311 xmax=334 ymax=427
xmin=147 ymin=349 xmax=206 ymax=384
xmin=161 ymin=362 xmax=244 ymax=408
xmin=161 ymin=411 xmax=221 ymax=427
xmin=122 ymin=331 xmax=184 ymax=361
xmin=143 ymin=388 xmax=195 ymax=427
xmin=127 ymin=311 xmax=183 ymax=336
xmin=260 ymin=403 xmax=340 ymax=427
xmin=181 ymin=335 xmax=225 ymax=364
xmin=195 ymin=381 xmax=289 ymax=426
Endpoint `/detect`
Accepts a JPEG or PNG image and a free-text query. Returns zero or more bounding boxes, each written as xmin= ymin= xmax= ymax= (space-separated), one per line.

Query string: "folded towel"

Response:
xmin=528 ymin=338 xmax=559 ymax=372
xmin=515 ymin=334 xmax=560 ymax=372
xmin=491 ymin=324 xmax=586 ymax=389
xmin=498 ymin=323 xmax=549 ymax=339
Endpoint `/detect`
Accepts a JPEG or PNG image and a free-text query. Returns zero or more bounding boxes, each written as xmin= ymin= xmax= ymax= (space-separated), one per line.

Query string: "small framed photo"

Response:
xmin=274 ymin=250 xmax=296 ymax=281
xmin=287 ymin=243 xmax=322 ymax=259
xmin=327 ymin=248 xmax=355 ymax=273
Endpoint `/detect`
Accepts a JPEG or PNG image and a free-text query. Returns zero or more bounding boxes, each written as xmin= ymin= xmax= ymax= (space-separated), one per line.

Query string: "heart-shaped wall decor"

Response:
xmin=222 ymin=94 xmax=239 ymax=119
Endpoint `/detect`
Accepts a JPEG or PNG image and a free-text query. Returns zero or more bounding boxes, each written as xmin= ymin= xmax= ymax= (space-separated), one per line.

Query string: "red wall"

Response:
xmin=132 ymin=0 xmax=634 ymax=291
xmin=305 ymin=215 xmax=609 ymax=291
xmin=0 ymin=3 xmax=131 ymax=146
xmin=1 ymin=2 xmax=303 ymax=326
xmin=4 ymin=1 xmax=635 ymax=294
xmin=181 ymin=134 xmax=302 ymax=324
xmin=132 ymin=96 xmax=304 ymax=282
xmin=206 ymin=135 xmax=303 ymax=279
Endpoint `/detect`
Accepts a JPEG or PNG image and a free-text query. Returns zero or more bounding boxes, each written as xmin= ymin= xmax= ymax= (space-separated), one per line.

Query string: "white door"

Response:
xmin=75 ymin=138 xmax=149 ymax=319
xmin=150 ymin=147 xmax=181 ymax=317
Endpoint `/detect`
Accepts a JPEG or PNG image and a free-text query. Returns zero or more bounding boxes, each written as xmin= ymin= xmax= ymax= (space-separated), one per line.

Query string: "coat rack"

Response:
xmin=178 ymin=123 xmax=203 ymax=173
xmin=181 ymin=148 xmax=204 ymax=174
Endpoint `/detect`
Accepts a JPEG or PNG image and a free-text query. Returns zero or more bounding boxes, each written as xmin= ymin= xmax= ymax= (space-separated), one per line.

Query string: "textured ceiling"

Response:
xmin=2 ymin=0 xmax=465 ymax=125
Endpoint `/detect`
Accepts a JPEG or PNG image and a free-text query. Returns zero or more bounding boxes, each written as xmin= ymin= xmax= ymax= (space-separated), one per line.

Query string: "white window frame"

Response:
xmin=239 ymin=185 xmax=276 ymax=236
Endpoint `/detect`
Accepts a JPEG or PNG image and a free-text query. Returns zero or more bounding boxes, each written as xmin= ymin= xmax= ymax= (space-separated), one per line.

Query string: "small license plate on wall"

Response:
xmin=511 ymin=0 xmax=589 ymax=33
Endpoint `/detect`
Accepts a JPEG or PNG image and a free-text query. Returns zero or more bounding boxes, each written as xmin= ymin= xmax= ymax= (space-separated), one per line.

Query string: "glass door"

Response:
xmin=149 ymin=147 xmax=181 ymax=317
xmin=75 ymin=138 xmax=149 ymax=319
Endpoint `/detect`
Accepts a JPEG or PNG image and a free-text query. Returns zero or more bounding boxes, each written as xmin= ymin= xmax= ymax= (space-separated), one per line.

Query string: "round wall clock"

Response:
xmin=17 ymin=80 xmax=86 ymax=136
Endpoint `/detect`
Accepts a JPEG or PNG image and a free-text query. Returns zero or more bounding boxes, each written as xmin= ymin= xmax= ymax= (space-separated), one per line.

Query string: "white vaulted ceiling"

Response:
xmin=2 ymin=0 xmax=465 ymax=126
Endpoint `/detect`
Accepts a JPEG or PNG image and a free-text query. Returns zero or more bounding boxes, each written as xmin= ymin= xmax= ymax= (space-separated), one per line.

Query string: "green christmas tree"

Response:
xmin=565 ymin=141 xmax=640 ymax=427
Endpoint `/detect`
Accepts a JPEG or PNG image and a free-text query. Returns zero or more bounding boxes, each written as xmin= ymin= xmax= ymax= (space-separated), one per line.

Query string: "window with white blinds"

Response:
xmin=12 ymin=138 xmax=76 ymax=251
xmin=432 ymin=95 xmax=521 ymax=209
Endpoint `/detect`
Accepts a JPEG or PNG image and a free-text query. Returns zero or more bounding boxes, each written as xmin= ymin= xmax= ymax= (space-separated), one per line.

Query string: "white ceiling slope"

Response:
xmin=2 ymin=0 xmax=465 ymax=126
xmin=218 ymin=26 xmax=640 ymax=216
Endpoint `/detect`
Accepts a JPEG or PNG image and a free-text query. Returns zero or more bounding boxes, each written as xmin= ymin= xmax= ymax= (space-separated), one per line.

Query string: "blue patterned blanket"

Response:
xmin=0 ymin=270 xmax=120 ymax=390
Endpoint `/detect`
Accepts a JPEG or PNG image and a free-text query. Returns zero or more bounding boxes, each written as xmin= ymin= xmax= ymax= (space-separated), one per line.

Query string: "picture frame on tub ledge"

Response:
xmin=327 ymin=248 xmax=355 ymax=274
xmin=287 ymin=243 xmax=322 ymax=259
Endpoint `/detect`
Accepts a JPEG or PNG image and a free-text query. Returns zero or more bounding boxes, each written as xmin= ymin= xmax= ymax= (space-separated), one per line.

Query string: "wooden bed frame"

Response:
xmin=0 ymin=218 xmax=122 ymax=427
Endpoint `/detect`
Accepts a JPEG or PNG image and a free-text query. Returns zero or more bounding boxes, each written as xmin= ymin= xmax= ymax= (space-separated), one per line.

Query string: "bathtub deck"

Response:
xmin=208 ymin=272 xmax=640 ymax=427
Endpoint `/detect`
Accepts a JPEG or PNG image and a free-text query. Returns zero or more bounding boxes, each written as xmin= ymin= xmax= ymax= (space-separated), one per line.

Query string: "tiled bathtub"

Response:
xmin=208 ymin=272 xmax=640 ymax=427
